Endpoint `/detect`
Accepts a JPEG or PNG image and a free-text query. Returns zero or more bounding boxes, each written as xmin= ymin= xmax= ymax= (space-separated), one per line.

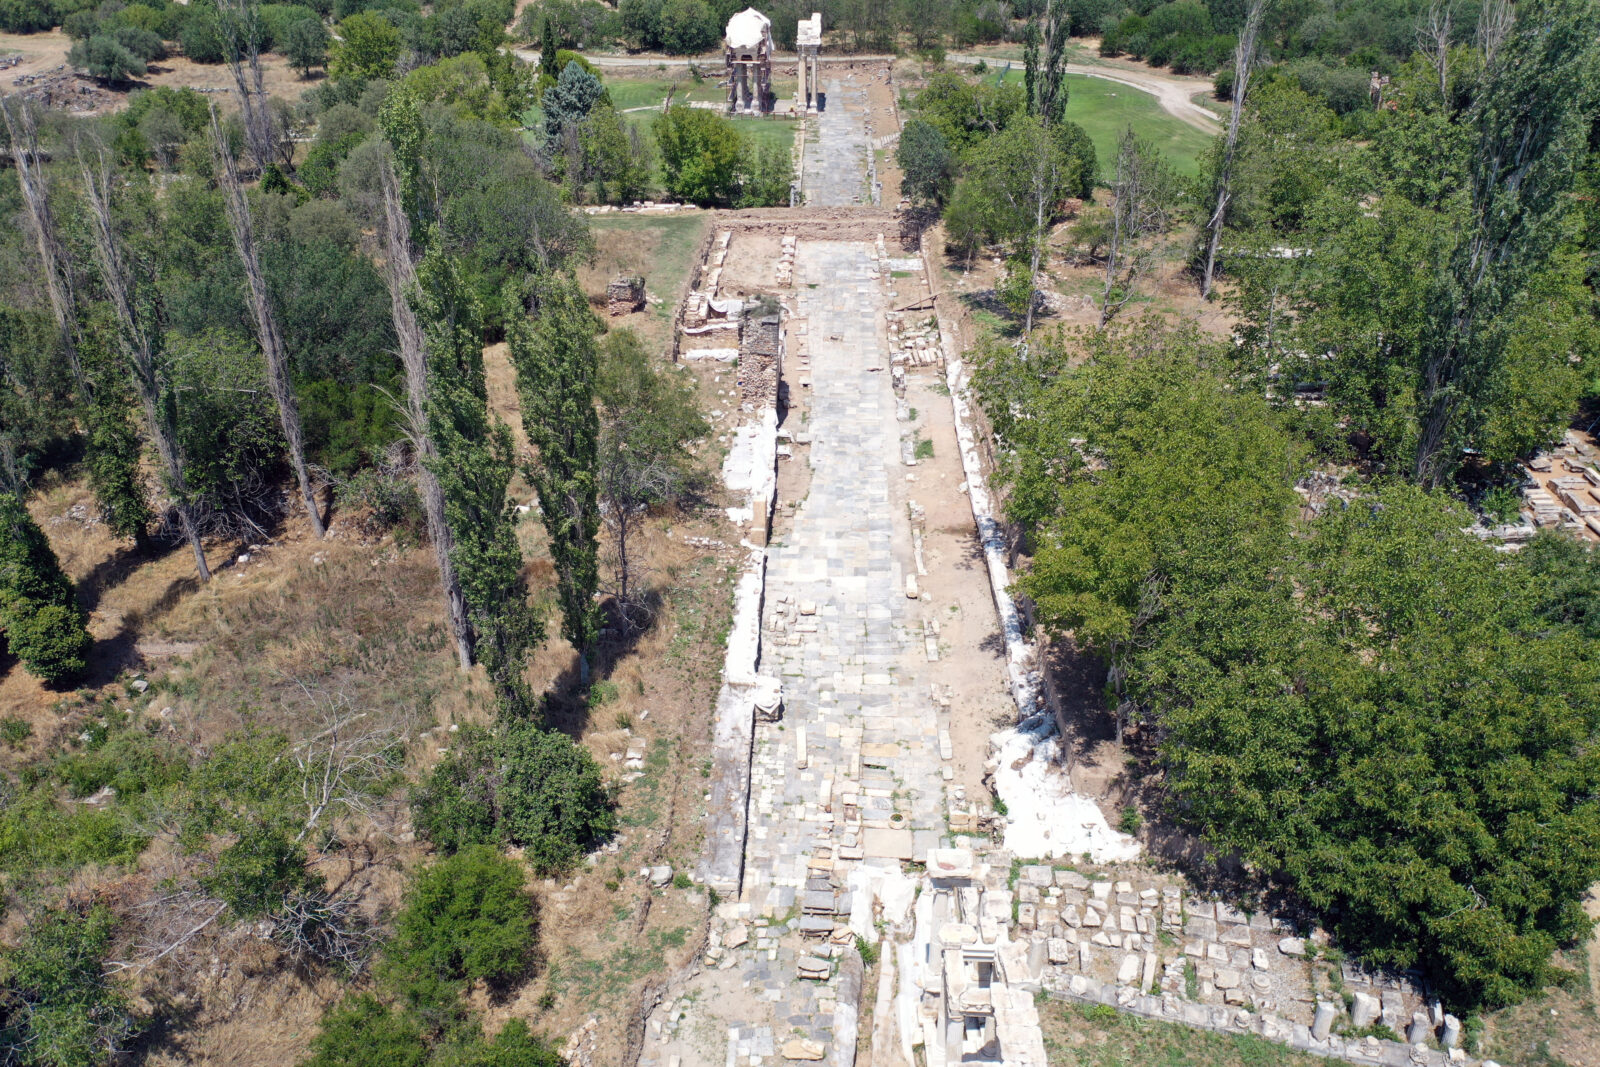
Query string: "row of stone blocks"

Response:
xmin=1044 ymin=976 xmax=1481 ymax=1067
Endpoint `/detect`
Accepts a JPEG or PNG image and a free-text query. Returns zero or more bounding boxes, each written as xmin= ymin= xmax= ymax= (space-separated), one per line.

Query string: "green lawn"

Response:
xmin=605 ymin=77 xmax=799 ymax=112
xmin=996 ymin=69 xmax=1215 ymax=177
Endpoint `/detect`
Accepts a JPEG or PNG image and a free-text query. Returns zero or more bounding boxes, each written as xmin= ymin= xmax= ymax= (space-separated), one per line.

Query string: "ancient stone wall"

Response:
xmin=605 ymin=274 xmax=645 ymax=316
xmin=739 ymin=314 xmax=783 ymax=407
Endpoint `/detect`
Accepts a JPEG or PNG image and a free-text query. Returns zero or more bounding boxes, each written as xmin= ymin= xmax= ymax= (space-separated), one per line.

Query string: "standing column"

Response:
xmin=798 ymin=49 xmax=807 ymax=111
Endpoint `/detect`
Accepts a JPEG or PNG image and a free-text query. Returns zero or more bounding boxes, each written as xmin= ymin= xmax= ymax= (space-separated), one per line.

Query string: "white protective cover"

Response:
xmin=724 ymin=7 xmax=771 ymax=50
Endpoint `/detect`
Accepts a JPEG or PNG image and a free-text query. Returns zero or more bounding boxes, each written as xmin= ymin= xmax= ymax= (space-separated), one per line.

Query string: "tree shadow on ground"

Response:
xmin=540 ymin=588 xmax=667 ymax=738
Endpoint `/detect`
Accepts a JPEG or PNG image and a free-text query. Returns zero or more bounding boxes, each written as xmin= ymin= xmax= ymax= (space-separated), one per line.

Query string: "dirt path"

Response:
xmin=947 ymin=52 xmax=1221 ymax=133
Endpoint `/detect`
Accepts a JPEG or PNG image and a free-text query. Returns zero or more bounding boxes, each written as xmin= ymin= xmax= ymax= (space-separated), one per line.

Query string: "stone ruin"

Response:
xmin=605 ymin=274 xmax=645 ymax=316
xmin=796 ymin=12 xmax=822 ymax=113
xmin=738 ymin=311 xmax=782 ymax=407
xmin=724 ymin=7 xmax=774 ymax=115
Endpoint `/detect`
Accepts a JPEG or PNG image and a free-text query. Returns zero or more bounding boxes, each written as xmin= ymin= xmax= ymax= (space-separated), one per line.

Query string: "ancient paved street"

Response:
xmin=746 ymin=240 xmax=946 ymax=907
xmin=802 ymin=78 xmax=873 ymax=206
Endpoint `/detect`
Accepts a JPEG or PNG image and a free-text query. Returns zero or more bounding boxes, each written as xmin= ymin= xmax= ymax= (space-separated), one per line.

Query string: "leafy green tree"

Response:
xmin=895 ymin=118 xmax=955 ymax=210
xmin=1408 ymin=0 xmax=1600 ymax=484
xmin=910 ymin=71 xmax=1025 ymax=157
xmin=986 ymin=318 xmax=1298 ymax=741
xmin=383 ymin=845 xmax=535 ymax=1009
xmin=507 ymin=271 xmax=600 ymax=675
xmin=1152 ymin=486 xmax=1600 ymax=1008
xmin=68 ymin=35 xmax=148 ymax=83
xmin=495 ymin=721 xmax=614 ymax=874
xmin=0 ymin=493 xmax=92 ymax=685
xmin=653 ymin=105 xmax=743 ymax=206
xmin=0 ymin=904 xmax=136 ymax=1067
xmin=595 ymin=329 xmax=706 ymax=618
xmin=285 ymin=16 xmax=329 ymax=76
xmin=657 ymin=0 xmax=716 ymax=54
xmin=1522 ymin=532 xmax=1600 ymax=640
xmin=330 ymin=11 xmax=402 ymax=81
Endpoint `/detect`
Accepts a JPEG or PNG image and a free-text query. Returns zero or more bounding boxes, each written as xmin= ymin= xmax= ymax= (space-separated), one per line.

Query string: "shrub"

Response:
xmin=3 ymin=601 xmax=92 ymax=683
xmin=0 ymin=494 xmax=92 ymax=685
xmin=202 ymin=826 xmax=324 ymax=920
xmin=409 ymin=725 xmax=498 ymax=854
xmin=67 ymin=33 xmax=147 ymax=82
xmin=384 ymin=846 xmax=536 ymax=999
xmin=496 ymin=723 xmax=614 ymax=875
xmin=303 ymin=994 xmax=429 ymax=1067
xmin=0 ymin=904 xmax=137 ymax=1065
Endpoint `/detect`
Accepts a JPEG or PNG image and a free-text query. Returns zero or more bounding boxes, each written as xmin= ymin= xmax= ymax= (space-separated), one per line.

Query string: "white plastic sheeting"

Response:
xmin=990 ymin=715 xmax=1142 ymax=863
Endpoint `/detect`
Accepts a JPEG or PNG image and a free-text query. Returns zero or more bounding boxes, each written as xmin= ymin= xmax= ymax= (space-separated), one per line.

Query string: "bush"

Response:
xmin=410 ymin=725 xmax=498 ymax=854
xmin=67 ymin=33 xmax=147 ymax=82
xmin=4 ymin=601 xmax=92 ymax=683
xmin=202 ymin=826 xmax=324 ymax=920
xmin=384 ymin=846 xmax=535 ymax=999
xmin=0 ymin=494 xmax=92 ymax=685
xmin=0 ymin=904 xmax=137 ymax=1066
xmin=304 ymin=994 xmax=429 ymax=1067
xmin=496 ymin=723 xmax=614 ymax=874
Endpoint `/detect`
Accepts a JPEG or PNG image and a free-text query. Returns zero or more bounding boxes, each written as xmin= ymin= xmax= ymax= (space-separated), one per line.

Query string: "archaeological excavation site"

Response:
xmin=4 ymin=0 xmax=1600 ymax=1066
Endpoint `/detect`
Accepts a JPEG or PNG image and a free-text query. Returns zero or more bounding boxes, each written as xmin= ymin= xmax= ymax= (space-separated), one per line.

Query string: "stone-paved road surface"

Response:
xmin=802 ymin=78 xmax=873 ymax=207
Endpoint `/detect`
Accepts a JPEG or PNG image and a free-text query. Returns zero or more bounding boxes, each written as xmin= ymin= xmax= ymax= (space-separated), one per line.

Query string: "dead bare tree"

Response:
xmin=270 ymin=890 xmax=375 ymax=973
xmin=209 ymin=106 xmax=324 ymax=537
xmin=215 ymin=0 xmax=275 ymax=176
xmin=1476 ymin=0 xmax=1512 ymax=62
xmin=2 ymin=96 xmax=84 ymax=391
xmin=79 ymin=149 xmax=212 ymax=581
xmin=288 ymin=691 xmax=401 ymax=842
xmin=1199 ymin=0 xmax=1265 ymax=299
xmin=379 ymin=160 xmax=474 ymax=669
xmin=1100 ymin=128 xmax=1182 ymax=326
xmin=1417 ymin=1 xmax=1454 ymax=101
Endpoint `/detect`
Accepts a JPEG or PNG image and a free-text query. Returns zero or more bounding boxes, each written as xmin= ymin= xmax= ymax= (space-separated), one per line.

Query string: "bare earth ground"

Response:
xmin=1 ymin=30 xmax=317 ymax=113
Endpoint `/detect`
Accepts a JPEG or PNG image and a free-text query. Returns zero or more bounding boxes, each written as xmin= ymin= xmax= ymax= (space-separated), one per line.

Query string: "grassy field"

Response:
xmin=1041 ymin=1001 xmax=1324 ymax=1066
xmin=580 ymin=212 xmax=711 ymax=346
xmin=994 ymin=69 xmax=1214 ymax=177
xmin=606 ymin=76 xmax=799 ymax=112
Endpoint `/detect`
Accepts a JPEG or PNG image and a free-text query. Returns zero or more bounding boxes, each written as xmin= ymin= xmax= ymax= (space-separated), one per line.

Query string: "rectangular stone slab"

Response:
xmin=861 ymin=827 xmax=916 ymax=860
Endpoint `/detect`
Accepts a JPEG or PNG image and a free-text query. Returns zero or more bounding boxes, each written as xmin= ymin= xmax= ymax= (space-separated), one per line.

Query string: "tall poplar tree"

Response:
xmin=1411 ymin=0 xmax=1600 ymax=485
xmin=414 ymin=249 xmax=540 ymax=717
xmin=507 ymin=272 xmax=599 ymax=680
